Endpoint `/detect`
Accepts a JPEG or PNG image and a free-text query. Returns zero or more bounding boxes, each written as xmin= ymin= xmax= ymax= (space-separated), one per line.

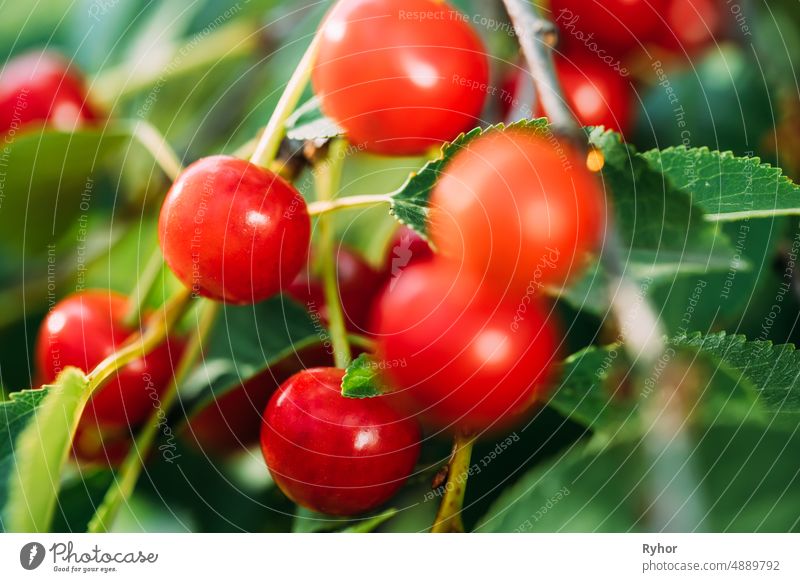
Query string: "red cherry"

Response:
xmin=540 ymin=52 xmax=634 ymax=135
xmin=550 ymin=0 xmax=670 ymax=55
xmin=185 ymin=344 xmax=333 ymax=456
xmin=0 ymin=50 xmax=99 ymax=135
xmin=312 ymin=0 xmax=490 ymax=155
xmin=658 ymin=0 xmax=721 ymax=54
xmin=261 ymin=367 xmax=421 ymax=516
xmin=35 ymin=290 xmax=183 ymax=428
xmin=372 ymin=259 xmax=560 ymax=432
xmin=429 ymin=129 xmax=605 ymax=295
xmin=287 ymin=245 xmax=384 ymax=332
xmin=158 ymin=155 xmax=311 ymax=304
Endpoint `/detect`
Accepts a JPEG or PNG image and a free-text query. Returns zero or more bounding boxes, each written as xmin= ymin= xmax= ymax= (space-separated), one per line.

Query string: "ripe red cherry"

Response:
xmin=550 ymin=0 xmax=669 ymax=55
xmin=539 ymin=52 xmax=634 ymax=135
xmin=158 ymin=155 xmax=311 ymax=304
xmin=0 ymin=50 xmax=99 ymax=135
xmin=261 ymin=367 xmax=421 ymax=516
xmin=373 ymin=259 xmax=559 ymax=432
xmin=36 ymin=290 xmax=183 ymax=428
xmin=312 ymin=0 xmax=490 ymax=155
xmin=184 ymin=344 xmax=333 ymax=456
xmin=429 ymin=129 xmax=605 ymax=295
xmin=287 ymin=245 xmax=384 ymax=332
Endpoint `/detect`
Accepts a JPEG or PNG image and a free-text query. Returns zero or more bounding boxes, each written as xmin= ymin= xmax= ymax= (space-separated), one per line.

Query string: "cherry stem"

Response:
xmin=87 ymin=299 xmax=219 ymax=533
xmin=92 ymin=20 xmax=259 ymax=110
xmin=431 ymin=431 xmax=476 ymax=533
xmin=123 ymin=248 xmax=167 ymax=328
xmin=87 ymin=287 xmax=193 ymax=390
xmin=502 ymin=0 xmax=703 ymax=531
xmin=501 ymin=0 xmax=665 ymax=367
xmin=130 ymin=121 xmax=184 ymax=181
xmin=307 ymin=193 xmax=394 ymax=217
xmin=315 ymin=139 xmax=352 ymax=369
xmin=249 ymin=32 xmax=321 ymax=168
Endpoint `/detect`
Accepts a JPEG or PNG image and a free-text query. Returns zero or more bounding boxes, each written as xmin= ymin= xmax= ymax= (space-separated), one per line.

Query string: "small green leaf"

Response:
xmin=1 ymin=368 xmax=90 ymax=532
xmin=341 ymin=353 xmax=384 ymax=398
xmin=642 ymin=146 xmax=800 ymax=221
xmin=285 ymin=96 xmax=344 ymax=141
xmin=588 ymin=128 xmax=727 ymax=253
xmin=389 ymin=118 xmax=550 ymax=238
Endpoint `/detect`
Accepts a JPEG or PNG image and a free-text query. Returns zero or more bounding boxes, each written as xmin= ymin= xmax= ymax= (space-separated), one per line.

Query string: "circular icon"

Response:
xmin=19 ymin=542 xmax=45 ymax=570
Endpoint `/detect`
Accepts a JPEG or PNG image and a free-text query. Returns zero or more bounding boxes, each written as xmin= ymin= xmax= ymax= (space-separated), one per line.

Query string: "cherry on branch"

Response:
xmin=429 ymin=128 xmax=606 ymax=295
xmin=260 ymin=367 xmax=421 ymax=516
xmin=372 ymin=259 xmax=560 ymax=432
xmin=35 ymin=290 xmax=183 ymax=429
xmin=158 ymin=155 xmax=311 ymax=304
xmin=312 ymin=0 xmax=490 ymax=156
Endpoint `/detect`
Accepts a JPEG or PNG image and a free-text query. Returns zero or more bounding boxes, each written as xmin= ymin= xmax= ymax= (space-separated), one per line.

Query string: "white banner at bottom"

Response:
xmin=0 ymin=533 xmax=797 ymax=581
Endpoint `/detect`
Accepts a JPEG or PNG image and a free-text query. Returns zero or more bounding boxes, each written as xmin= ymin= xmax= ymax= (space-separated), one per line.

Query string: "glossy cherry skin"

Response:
xmin=261 ymin=367 xmax=421 ymax=516
xmin=158 ymin=155 xmax=311 ymax=304
xmin=372 ymin=259 xmax=559 ymax=432
xmin=0 ymin=51 xmax=99 ymax=135
xmin=287 ymin=245 xmax=384 ymax=333
xmin=36 ymin=290 xmax=183 ymax=429
xmin=429 ymin=129 xmax=605 ymax=296
xmin=550 ymin=0 xmax=670 ymax=55
xmin=184 ymin=343 xmax=333 ymax=456
xmin=538 ymin=53 xmax=634 ymax=135
xmin=312 ymin=0 xmax=490 ymax=155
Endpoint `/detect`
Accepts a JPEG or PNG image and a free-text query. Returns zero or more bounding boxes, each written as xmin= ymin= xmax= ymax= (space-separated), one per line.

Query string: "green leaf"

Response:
xmin=341 ymin=353 xmax=385 ymax=398
xmin=1 ymin=368 xmax=90 ymax=532
xmin=476 ymin=423 xmax=800 ymax=532
xmin=642 ymin=146 xmax=800 ymax=221
xmin=588 ymin=128 xmax=727 ymax=253
xmin=388 ymin=118 xmax=550 ymax=238
xmin=550 ymin=341 xmax=764 ymax=436
xmin=672 ymin=332 xmax=800 ymax=415
xmin=285 ymin=96 xmax=343 ymax=142
xmin=180 ymin=297 xmax=324 ymax=420
xmin=0 ymin=126 xmax=132 ymax=257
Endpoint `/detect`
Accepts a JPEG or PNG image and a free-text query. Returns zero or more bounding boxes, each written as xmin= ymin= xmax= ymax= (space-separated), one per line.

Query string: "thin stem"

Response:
xmin=307 ymin=193 xmax=393 ymax=217
xmin=315 ymin=139 xmax=351 ymax=369
xmin=501 ymin=0 xmax=666 ymax=369
xmin=130 ymin=121 xmax=184 ymax=181
xmin=87 ymin=300 xmax=220 ymax=533
xmin=250 ymin=34 xmax=320 ymax=168
xmin=92 ymin=20 xmax=259 ymax=109
xmin=123 ymin=248 xmax=166 ymax=329
xmin=87 ymin=288 xmax=193 ymax=389
xmin=431 ymin=432 xmax=475 ymax=533
xmin=502 ymin=0 xmax=701 ymax=532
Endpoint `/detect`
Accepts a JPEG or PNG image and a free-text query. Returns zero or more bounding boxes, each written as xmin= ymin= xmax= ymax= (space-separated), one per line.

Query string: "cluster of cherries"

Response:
xmin=501 ymin=0 xmax=728 ymax=136
xmin=22 ymin=0 xmax=610 ymax=517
